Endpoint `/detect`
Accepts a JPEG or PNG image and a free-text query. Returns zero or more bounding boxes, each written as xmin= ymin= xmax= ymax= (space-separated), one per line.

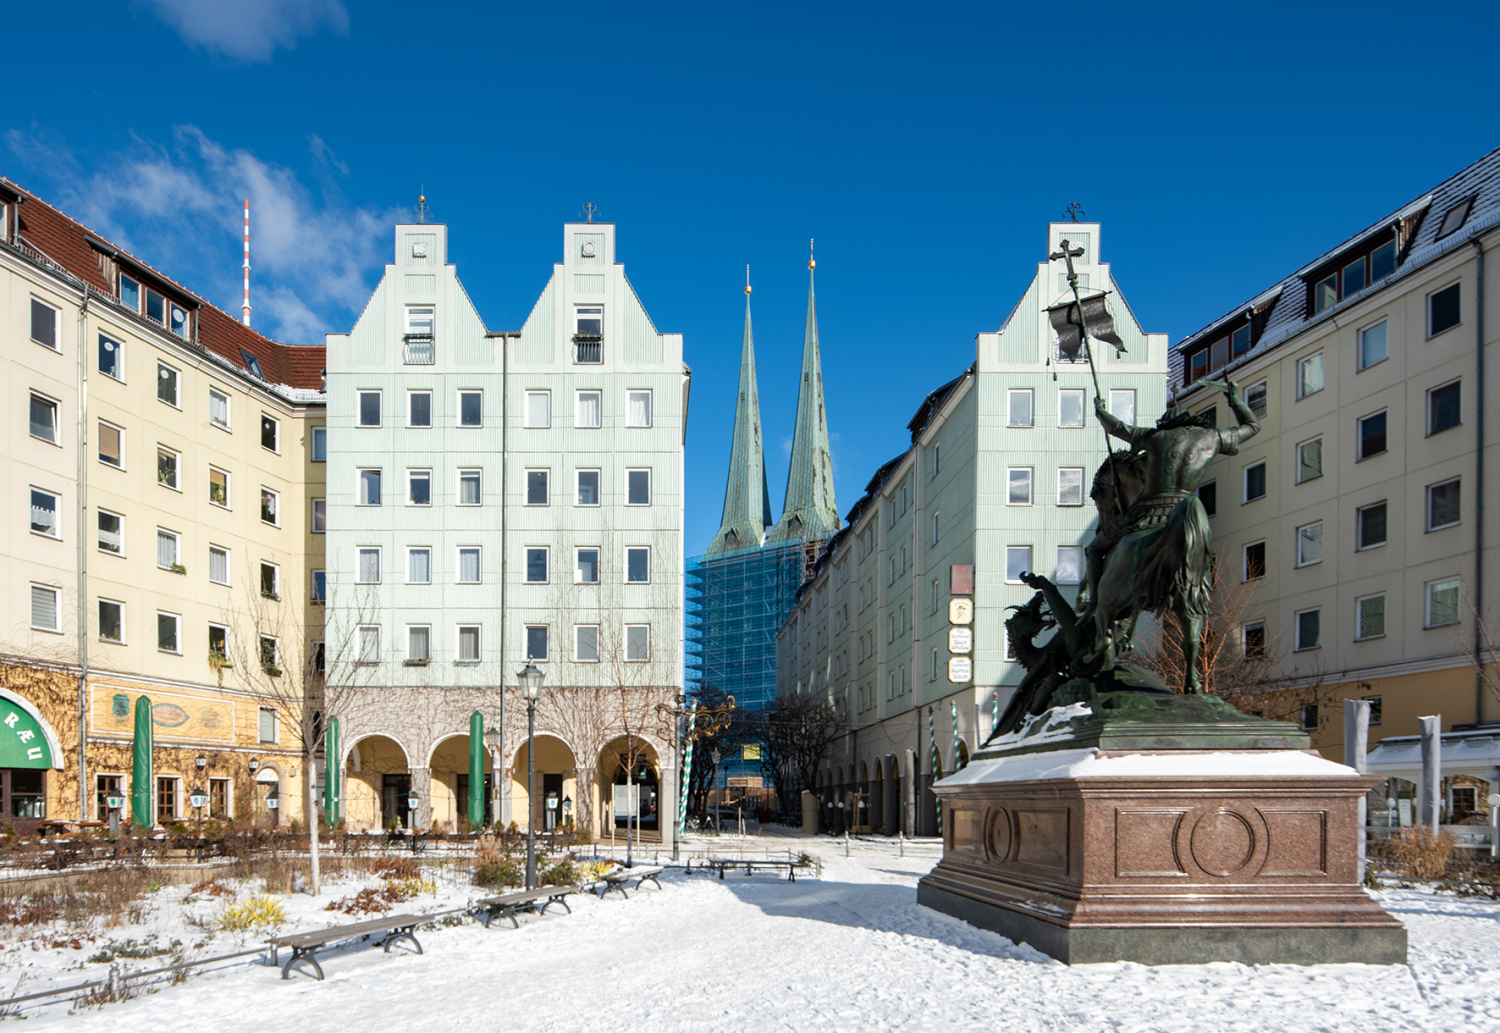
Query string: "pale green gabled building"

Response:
xmin=775 ymin=221 xmax=1167 ymax=835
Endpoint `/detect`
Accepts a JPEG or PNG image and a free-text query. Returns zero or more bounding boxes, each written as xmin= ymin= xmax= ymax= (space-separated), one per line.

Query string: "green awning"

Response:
xmin=0 ymin=691 xmax=63 ymax=769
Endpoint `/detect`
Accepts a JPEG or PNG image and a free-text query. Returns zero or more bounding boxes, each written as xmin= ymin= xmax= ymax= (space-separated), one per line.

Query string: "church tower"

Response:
xmin=705 ymin=279 xmax=773 ymax=555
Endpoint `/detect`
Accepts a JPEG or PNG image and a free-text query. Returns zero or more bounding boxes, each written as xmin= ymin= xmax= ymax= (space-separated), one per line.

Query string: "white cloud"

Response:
xmin=6 ymin=125 xmax=397 ymax=343
xmin=137 ymin=0 xmax=348 ymax=63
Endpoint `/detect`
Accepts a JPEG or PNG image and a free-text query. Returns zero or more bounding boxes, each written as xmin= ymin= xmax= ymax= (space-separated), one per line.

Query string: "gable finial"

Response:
xmin=808 ymin=237 xmax=815 ymax=270
xmin=579 ymin=201 xmax=600 ymax=224
xmin=412 ymin=186 xmax=432 ymax=224
xmin=1066 ymin=201 xmax=1085 ymax=223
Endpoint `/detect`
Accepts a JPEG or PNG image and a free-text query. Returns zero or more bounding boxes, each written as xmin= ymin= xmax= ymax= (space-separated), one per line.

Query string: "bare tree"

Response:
xmin=683 ymin=683 xmax=749 ymax=816
xmin=753 ymin=693 xmax=843 ymax=815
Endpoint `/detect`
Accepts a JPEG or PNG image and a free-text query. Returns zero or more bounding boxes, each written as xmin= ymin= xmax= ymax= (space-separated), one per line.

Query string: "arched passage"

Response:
xmin=868 ymin=760 xmax=884 ymax=834
xmin=598 ymin=737 xmax=660 ymax=836
xmin=512 ymin=734 xmax=579 ymax=833
xmin=343 ymin=735 xmax=410 ymax=831
xmin=428 ymin=733 xmax=496 ymax=832
xmin=882 ymin=754 xmax=900 ymax=836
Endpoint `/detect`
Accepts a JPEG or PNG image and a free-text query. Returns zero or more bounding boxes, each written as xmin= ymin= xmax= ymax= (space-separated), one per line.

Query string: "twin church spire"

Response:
xmin=707 ymin=251 xmax=840 ymax=556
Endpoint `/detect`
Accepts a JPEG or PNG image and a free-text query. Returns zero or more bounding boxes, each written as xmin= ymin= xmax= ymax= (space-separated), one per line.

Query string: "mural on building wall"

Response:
xmin=93 ymin=686 xmax=235 ymax=743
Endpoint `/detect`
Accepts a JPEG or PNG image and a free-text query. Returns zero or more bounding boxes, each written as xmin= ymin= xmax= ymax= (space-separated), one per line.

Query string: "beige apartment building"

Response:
xmin=0 ymin=179 xmax=326 ymax=829
xmin=1172 ymin=147 xmax=1500 ymax=768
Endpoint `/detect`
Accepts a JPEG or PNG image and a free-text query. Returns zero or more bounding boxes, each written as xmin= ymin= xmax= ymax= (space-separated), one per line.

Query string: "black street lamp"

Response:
xmin=405 ymin=788 xmax=420 ymax=832
xmin=712 ymin=747 xmax=722 ymax=832
xmin=518 ymin=660 xmax=545 ymax=890
xmin=189 ymin=786 xmax=208 ymax=836
xmin=484 ymin=724 xmax=502 ymax=830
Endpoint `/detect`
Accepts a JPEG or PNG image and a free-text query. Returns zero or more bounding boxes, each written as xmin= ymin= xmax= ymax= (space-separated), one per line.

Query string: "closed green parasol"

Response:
xmin=468 ymin=711 xmax=484 ymax=829
xmin=323 ymin=716 xmax=341 ymax=826
xmin=131 ymin=697 xmax=153 ymax=827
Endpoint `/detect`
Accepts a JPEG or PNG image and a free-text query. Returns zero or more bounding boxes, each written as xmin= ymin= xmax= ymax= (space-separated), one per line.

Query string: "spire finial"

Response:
xmin=745 ymin=264 xmax=751 ymax=295
xmin=413 ymin=186 xmax=432 ymax=223
xmin=808 ymin=238 xmax=815 ymax=270
xmin=1066 ymin=201 xmax=1085 ymax=223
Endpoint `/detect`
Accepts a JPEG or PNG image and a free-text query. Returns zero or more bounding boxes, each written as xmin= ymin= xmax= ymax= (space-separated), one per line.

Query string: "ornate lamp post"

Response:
xmin=518 ymin=660 xmax=545 ymax=889
xmin=189 ymin=786 xmax=208 ymax=837
xmin=105 ymin=791 xmax=125 ymax=835
xmin=484 ymin=724 xmax=502 ymax=829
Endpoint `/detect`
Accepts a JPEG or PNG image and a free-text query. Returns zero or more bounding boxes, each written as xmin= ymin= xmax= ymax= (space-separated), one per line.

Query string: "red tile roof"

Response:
xmin=4 ymin=178 xmax=326 ymax=393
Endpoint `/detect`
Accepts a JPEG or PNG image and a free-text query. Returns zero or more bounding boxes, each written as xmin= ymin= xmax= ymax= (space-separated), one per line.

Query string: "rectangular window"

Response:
xmin=259 ymin=635 xmax=279 ymax=672
xmin=1246 ymin=380 xmax=1268 ymax=419
xmin=1198 ymin=480 xmax=1217 ymax=517
xmin=30 ymin=298 xmax=58 ymax=349
xmin=526 ymin=548 xmax=549 ymax=583
xmin=1056 ymin=546 xmax=1082 ymax=585
xmin=407 ymin=548 xmax=431 ymax=584
xmin=1244 ymin=541 xmax=1266 ymax=581
xmin=207 ymin=467 xmax=229 ymax=507
xmin=1058 ymin=467 xmax=1084 ymax=506
xmin=576 ymin=470 xmax=600 ymax=506
xmin=1005 ymin=546 xmax=1032 ymax=583
xmin=1366 ymin=694 xmax=1383 ymax=725
xmin=1296 ymin=522 xmax=1323 ymax=567
xmin=1429 ymin=282 xmax=1461 ymax=337
xmin=238 ymin=348 xmax=263 ymax=379
xmin=575 ymin=625 xmax=599 ymax=662
xmin=1295 ymin=608 xmax=1321 ymax=651
xmin=1357 ymin=502 xmax=1387 ymax=550
xmin=98 ymin=421 xmax=123 ymax=469
xmin=358 ymin=390 xmax=381 ymax=427
xmin=311 ymin=499 xmax=326 ymax=533
xmin=575 ymin=548 xmax=600 ymax=584
xmin=158 ymin=611 xmax=180 ymax=654
xmin=626 ymin=624 xmax=650 ymax=661
xmin=575 ymin=306 xmax=603 ymax=336
xmin=457 ymin=625 xmax=481 ymax=663
xmin=255 ymin=707 xmax=277 ymax=744
xmin=1428 ymin=479 xmax=1461 ymax=530
xmin=207 ymin=623 xmax=227 ymax=660
xmin=311 ymin=426 xmax=327 ymax=460
xmin=259 ymin=562 xmax=279 ymax=599
xmin=526 ymin=470 xmax=549 ymax=505
xmin=1357 ymin=411 xmax=1387 ymax=460
xmin=157 ymin=778 xmax=179 ymax=823
xmin=1359 ymin=321 xmax=1388 ymax=370
xmin=627 ymin=390 xmax=653 ymax=428
xmin=1244 ymin=461 xmax=1266 ymax=502
xmin=627 ymin=469 xmax=651 ymax=506
xmin=1108 ymin=389 xmax=1135 ymax=424
xmin=626 ymin=547 xmax=650 ymax=583
xmin=457 ymin=547 xmax=481 ymax=584
xmin=1426 ymin=578 xmax=1460 ymax=628
xmin=1007 ymin=467 xmax=1033 ymax=506
xmin=209 ymin=545 xmax=229 ymax=585
xmin=260 ymin=487 xmax=279 ymax=526
xmin=358 ymin=626 xmax=381 ymax=664
xmin=311 ymin=570 xmax=326 ymax=603
xmin=1243 ymin=621 xmax=1265 ymax=658
xmin=207 ymin=778 xmax=229 ymax=819
xmin=1301 ymin=705 xmax=1319 ymax=731
xmin=157 ymin=446 xmax=179 ymax=490
xmin=157 ymin=363 xmax=178 ymax=407
xmin=119 ymin=275 xmax=140 ymax=312
xmin=359 ymin=469 xmax=382 ymax=506
xmin=932 ymin=443 xmax=941 ymax=475
xmin=1296 ymin=437 xmax=1323 ymax=484
xmin=98 ymin=333 xmax=123 ymax=380
xmin=97 ymin=510 xmax=123 ymax=555
xmin=209 ymin=388 xmax=230 ymax=430
xmin=30 ymin=585 xmax=59 ymax=633
xmin=458 ymin=469 xmax=481 ymax=506
xmin=1357 ymin=595 xmax=1386 ymax=640
xmin=358 ymin=547 xmax=381 ymax=584
xmin=576 ymin=390 xmax=602 ymax=428
xmin=260 ymin=414 xmax=279 ymax=452
xmin=408 ymin=391 xmax=432 ymax=428
xmin=524 ymin=391 xmax=551 ymax=428
xmin=408 ymin=469 xmax=432 ymax=506
xmin=1428 ymin=381 xmax=1461 ymax=435
xmin=458 ymin=390 xmax=482 ymax=427
xmin=408 ymin=625 xmax=431 ymax=662
xmin=1058 ymin=389 xmax=1085 ymax=428
xmin=1007 ymin=388 xmax=1033 ymax=427
xmin=99 ymin=600 xmax=123 ymax=643
xmin=931 ymin=511 xmax=940 ymax=544
xmin=1297 ymin=353 xmax=1323 ymax=399
xmin=29 ymin=393 xmax=58 ymax=444
xmin=30 ymin=488 xmax=59 ymax=538
xmin=405 ymin=304 xmax=435 ymax=336
xmin=526 ymin=626 xmax=549 ymax=661
xmin=156 ymin=529 xmax=179 ymax=570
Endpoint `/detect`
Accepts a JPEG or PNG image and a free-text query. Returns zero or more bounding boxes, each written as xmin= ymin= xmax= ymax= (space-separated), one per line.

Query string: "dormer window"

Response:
xmin=1183 ymin=321 xmax=1252 ymax=383
xmin=1310 ymin=237 xmax=1397 ymax=314
xmin=118 ymin=272 xmax=191 ymax=338
xmin=1436 ymin=196 xmax=1474 ymax=239
xmin=239 ymin=348 xmax=264 ymax=379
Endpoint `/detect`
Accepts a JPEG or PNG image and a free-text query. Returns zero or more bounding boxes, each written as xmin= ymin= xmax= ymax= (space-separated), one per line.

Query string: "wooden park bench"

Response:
xmin=594 ymin=865 xmax=664 ymax=899
xmin=268 ymin=913 xmax=424 ymax=981
xmin=706 ymin=857 xmax=802 ymax=882
xmin=473 ymin=885 xmax=580 ymax=929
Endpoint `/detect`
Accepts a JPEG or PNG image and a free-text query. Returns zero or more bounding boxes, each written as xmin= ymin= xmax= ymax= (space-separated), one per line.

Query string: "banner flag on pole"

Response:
xmin=1046 ymin=293 xmax=1125 ymax=359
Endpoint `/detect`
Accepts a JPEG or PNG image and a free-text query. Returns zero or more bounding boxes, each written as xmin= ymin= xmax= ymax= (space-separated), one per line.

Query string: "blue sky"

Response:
xmin=6 ymin=1 xmax=1498 ymax=554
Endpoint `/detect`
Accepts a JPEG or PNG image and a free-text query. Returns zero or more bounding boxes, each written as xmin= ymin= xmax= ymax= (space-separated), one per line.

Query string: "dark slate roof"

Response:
xmin=1172 ymin=146 xmax=1500 ymax=395
xmin=905 ymin=365 xmax=974 ymax=442
xmin=2 ymin=177 xmax=325 ymax=393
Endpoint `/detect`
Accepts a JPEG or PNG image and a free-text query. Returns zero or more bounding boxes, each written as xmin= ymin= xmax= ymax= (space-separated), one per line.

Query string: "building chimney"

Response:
xmin=241 ymin=198 xmax=251 ymax=327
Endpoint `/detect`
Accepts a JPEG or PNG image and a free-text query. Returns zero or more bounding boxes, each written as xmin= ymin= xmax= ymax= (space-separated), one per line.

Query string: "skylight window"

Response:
xmin=1436 ymin=197 xmax=1474 ymax=239
xmin=239 ymin=349 xmax=264 ymax=379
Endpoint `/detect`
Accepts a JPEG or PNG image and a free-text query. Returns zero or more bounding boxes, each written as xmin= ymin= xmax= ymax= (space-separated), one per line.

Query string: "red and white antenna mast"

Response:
xmin=241 ymin=198 xmax=251 ymax=326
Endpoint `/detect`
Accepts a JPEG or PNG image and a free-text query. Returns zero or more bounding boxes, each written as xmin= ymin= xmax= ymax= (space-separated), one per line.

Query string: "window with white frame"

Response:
xmin=1296 ymin=437 xmax=1323 ymax=484
xmin=259 ymin=635 xmax=279 ymax=672
xmin=97 ymin=510 xmax=123 ymax=555
xmin=1428 ymin=479 xmax=1461 ymax=530
xmin=1357 ymin=501 xmax=1387 ymax=549
xmin=407 ymin=547 xmax=431 ymax=584
xmin=30 ymin=489 xmax=60 ymax=538
xmin=627 ymin=469 xmax=651 ymax=506
xmin=575 ymin=548 xmax=600 ymax=584
xmin=1429 ymin=282 xmax=1461 ymax=337
xmin=525 ymin=626 xmax=549 ymax=661
xmin=526 ymin=547 xmax=549 ymax=583
xmin=626 ymin=625 xmax=650 ymax=661
xmin=457 ymin=547 xmax=481 ymax=584
xmin=1007 ymin=467 xmax=1032 ymax=505
xmin=1108 ymin=389 xmax=1135 ymax=423
xmin=1005 ymin=546 xmax=1032 ymax=583
xmin=575 ymin=625 xmax=599 ymax=662
xmin=576 ymin=470 xmax=600 ymax=506
xmin=1297 ymin=352 xmax=1324 ymax=399
xmin=98 ymin=333 xmax=123 ymax=380
xmin=458 ymin=469 xmax=481 ymax=506
xmin=576 ymin=390 xmax=602 ymax=428
xmin=158 ymin=611 xmax=181 ymax=654
xmin=931 ymin=511 xmax=940 ymax=544
xmin=931 ymin=442 xmax=941 ymax=476
xmin=30 ymin=585 xmax=59 ymax=633
xmin=1356 ymin=594 xmax=1386 ymax=640
xmin=405 ymin=305 xmax=435 ymax=336
xmin=1426 ymin=578 xmax=1460 ymax=628
xmin=457 ymin=625 xmax=481 ymax=663
xmin=156 ymin=529 xmax=180 ymax=570
xmin=358 ymin=390 xmax=381 ymax=427
xmin=626 ymin=547 xmax=650 ymax=583
xmin=931 ymin=578 xmax=940 ymax=614
xmin=259 ymin=562 xmax=279 ymax=599
xmin=1244 ymin=461 xmax=1266 ymax=502
xmin=1007 ymin=388 xmax=1034 ymax=427
xmin=458 ymin=390 xmax=482 ymax=427
xmin=1246 ymin=380 xmax=1268 ymax=419
xmin=1357 ymin=411 xmax=1387 ymax=461
xmin=1429 ymin=381 xmax=1461 ymax=436
xmin=99 ymin=600 xmax=123 ymax=643
xmin=358 ymin=625 xmax=381 ymax=664
xmin=157 ymin=363 xmax=179 ymax=407
xmin=1059 ymin=389 xmax=1085 ymax=428
xmin=524 ymin=390 xmax=551 ymax=428
xmin=1296 ymin=522 xmax=1323 ymax=567
xmin=260 ymin=487 xmax=279 ymax=526
xmin=30 ymin=298 xmax=59 ymax=349
xmin=98 ymin=421 xmax=123 ymax=469
xmin=209 ymin=545 xmax=230 ymax=585
xmin=408 ymin=390 xmax=432 ymax=427
xmin=357 ymin=547 xmax=381 ymax=584
xmin=29 ymin=393 xmax=58 ymax=445
xmin=311 ymin=570 xmax=326 ymax=603
xmin=408 ymin=469 xmax=431 ymax=506
xmin=208 ymin=467 xmax=229 ymax=507
xmin=627 ymin=390 xmax=652 ymax=428
xmin=1056 ymin=546 xmax=1082 ymax=585
xmin=359 ymin=469 xmax=382 ymax=506
xmin=1294 ymin=608 xmax=1321 ymax=651
xmin=407 ymin=625 xmax=431 ymax=663
xmin=260 ymin=414 xmax=279 ymax=453
xmin=1058 ymin=467 xmax=1084 ymax=506
xmin=157 ymin=446 xmax=179 ymax=490
xmin=526 ymin=469 xmax=549 ymax=505
xmin=311 ymin=499 xmax=326 ymax=533
xmin=210 ymin=388 xmax=230 ymax=430
xmin=1358 ymin=320 xmax=1388 ymax=371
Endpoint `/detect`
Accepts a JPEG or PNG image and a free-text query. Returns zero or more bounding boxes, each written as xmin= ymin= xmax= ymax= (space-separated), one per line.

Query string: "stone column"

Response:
xmin=660 ymin=763 xmax=677 ymax=852
xmin=411 ymin=766 xmax=432 ymax=831
xmin=904 ymin=748 xmax=917 ymax=836
xmin=1418 ymin=715 xmax=1441 ymax=833
xmin=1344 ymin=700 xmax=1371 ymax=877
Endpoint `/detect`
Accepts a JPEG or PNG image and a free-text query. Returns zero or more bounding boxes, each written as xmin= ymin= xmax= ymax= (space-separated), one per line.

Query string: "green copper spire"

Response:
xmin=768 ymin=251 xmax=840 ymax=543
xmin=706 ymin=282 xmax=773 ymax=555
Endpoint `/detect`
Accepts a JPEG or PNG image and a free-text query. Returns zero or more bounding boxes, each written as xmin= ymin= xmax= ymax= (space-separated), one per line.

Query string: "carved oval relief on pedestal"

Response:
xmin=1190 ymin=809 xmax=1256 ymax=877
xmin=985 ymin=807 xmax=1012 ymax=863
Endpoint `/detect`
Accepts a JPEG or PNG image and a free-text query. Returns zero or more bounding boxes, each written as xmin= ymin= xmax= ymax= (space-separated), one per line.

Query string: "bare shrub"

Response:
xmin=1378 ymin=827 xmax=1457 ymax=879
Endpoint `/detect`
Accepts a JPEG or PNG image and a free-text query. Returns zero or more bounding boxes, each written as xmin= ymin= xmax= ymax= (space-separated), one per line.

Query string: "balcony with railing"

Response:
xmin=403 ymin=335 xmax=435 ymax=364
xmin=573 ymin=334 xmax=603 ymax=364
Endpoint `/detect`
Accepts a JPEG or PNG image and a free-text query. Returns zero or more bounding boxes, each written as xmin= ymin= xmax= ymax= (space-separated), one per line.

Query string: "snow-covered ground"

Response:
xmin=5 ymin=835 xmax=1500 ymax=1032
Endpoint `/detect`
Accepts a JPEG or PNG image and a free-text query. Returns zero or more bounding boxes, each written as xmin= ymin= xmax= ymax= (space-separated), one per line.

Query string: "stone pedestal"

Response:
xmin=917 ymin=748 xmax=1407 ymax=965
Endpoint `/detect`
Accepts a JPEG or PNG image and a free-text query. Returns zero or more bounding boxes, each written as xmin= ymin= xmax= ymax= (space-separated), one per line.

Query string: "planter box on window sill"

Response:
xmin=260 ymin=592 xmax=279 ymax=601
xmin=261 ymin=666 xmax=282 ymax=677
xmin=170 ymin=564 xmax=186 ymax=574
xmin=402 ymin=659 xmax=429 ymax=667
